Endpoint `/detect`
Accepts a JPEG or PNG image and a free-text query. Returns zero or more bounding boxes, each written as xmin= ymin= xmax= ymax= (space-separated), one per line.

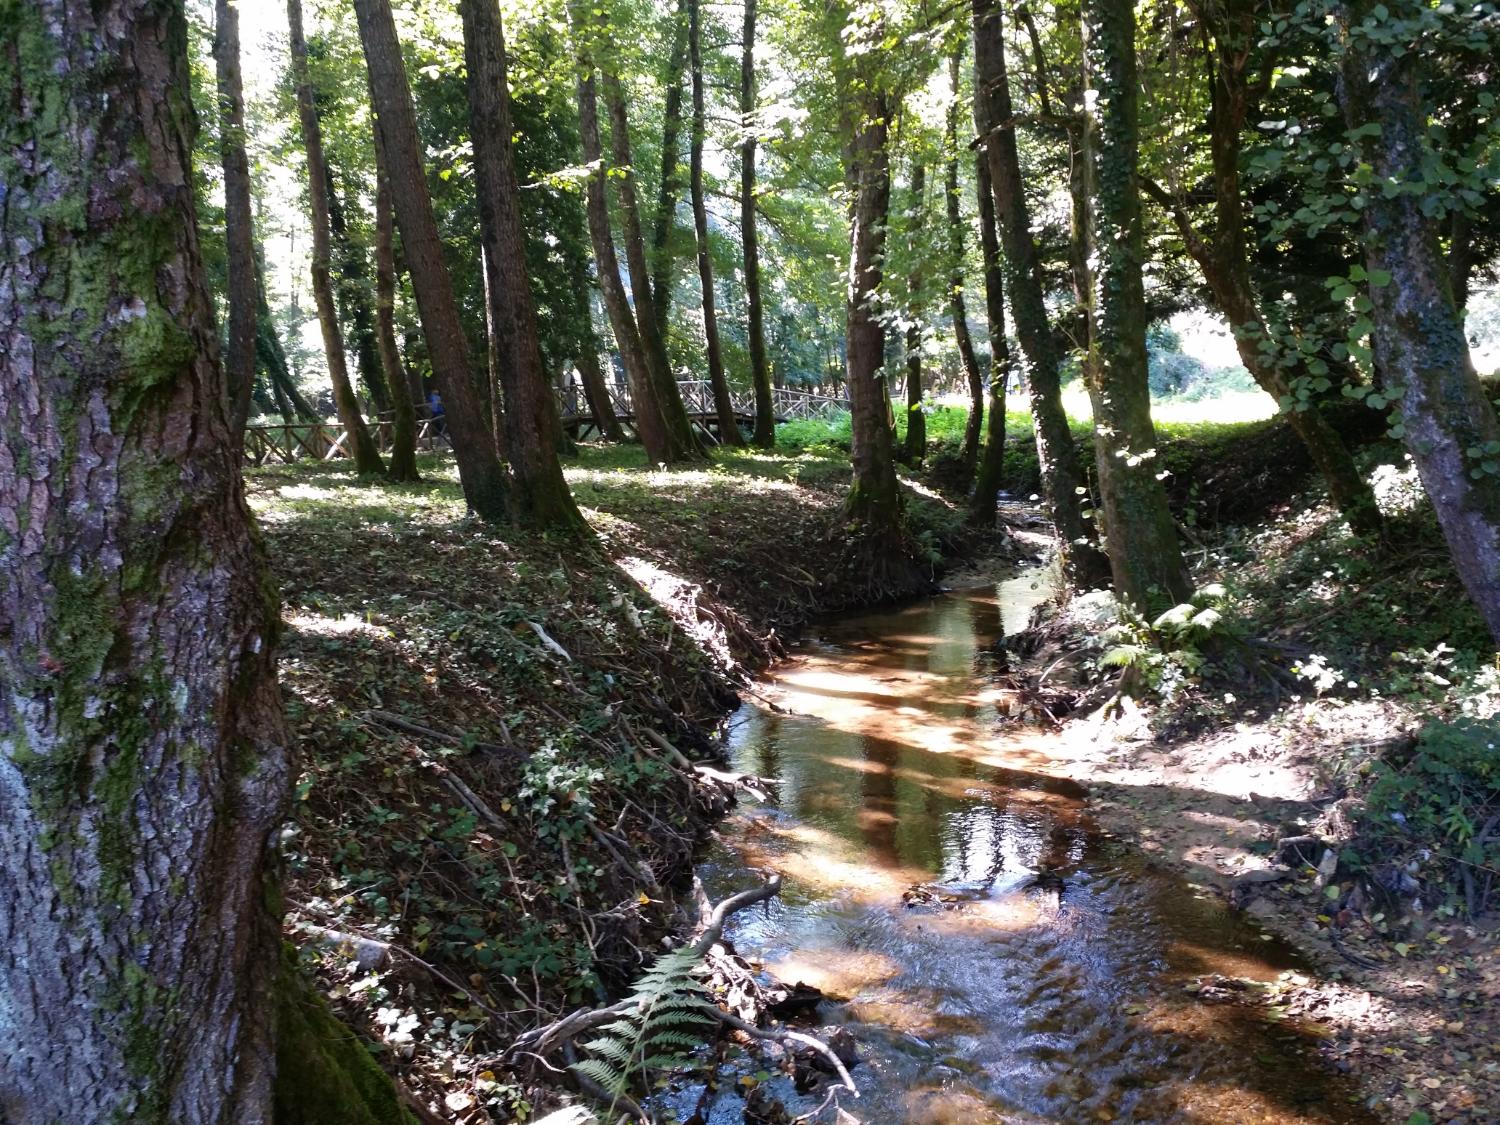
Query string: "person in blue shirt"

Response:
xmin=427 ymin=389 xmax=446 ymax=438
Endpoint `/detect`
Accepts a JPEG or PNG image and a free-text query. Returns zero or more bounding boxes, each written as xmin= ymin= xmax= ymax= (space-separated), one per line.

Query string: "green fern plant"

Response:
xmin=570 ymin=945 xmax=715 ymax=1107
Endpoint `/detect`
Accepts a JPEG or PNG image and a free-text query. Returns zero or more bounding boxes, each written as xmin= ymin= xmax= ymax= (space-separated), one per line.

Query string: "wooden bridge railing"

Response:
xmin=555 ymin=379 xmax=849 ymax=422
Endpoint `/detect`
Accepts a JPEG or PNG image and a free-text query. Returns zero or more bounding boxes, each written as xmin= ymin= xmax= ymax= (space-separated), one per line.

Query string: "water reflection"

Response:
xmin=692 ymin=579 xmax=1372 ymax=1124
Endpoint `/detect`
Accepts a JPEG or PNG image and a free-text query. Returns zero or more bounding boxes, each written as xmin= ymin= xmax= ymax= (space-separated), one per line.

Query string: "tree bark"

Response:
xmin=372 ymin=113 xmax=421 ymax=482
xmin=568 ymin=4 xmax=671 ymax=462
xmin=1080 ymin=0 xmax=1192 ymax=616
xmin=948 ymin=52 xmax=985 ymax=480
xmin=0 ymin=6 xmax=397 ymax=1121
xmin=461 ymin=0 xmax=588 ymax=532
xmin=689 ymin=0 xmax=743 ymax=445
xmin=901 ymin=161 xmax=928 ymax=465
xmin=289 ymin=0 xmax=386 ymax=477
xmin=649 ymin=0 xmax=691 ymax=342
xmin=600 ymin=70 xmax=709 ymax=461
xmin=742 ymin=0 xmax=777 ymax=447
xmin=968 ymin=154 xmax=1010 ymax=526
xmin=214 ymin=0 xmax=258 ymax=435
xmin=972 ymin=0 xmax=1109 ymax=589
xmin=355 ymin=0 xmax=511 ymax=519
xmin=1336 ymin=0 xmax=1500 ymax=641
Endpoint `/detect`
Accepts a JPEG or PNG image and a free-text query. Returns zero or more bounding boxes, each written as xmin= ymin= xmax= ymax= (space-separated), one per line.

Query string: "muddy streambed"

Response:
xmin=670 ymin=579 xmax=1373 ymax=1124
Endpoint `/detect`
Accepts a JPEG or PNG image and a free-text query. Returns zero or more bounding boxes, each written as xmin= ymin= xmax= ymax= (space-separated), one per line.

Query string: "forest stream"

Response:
xmin=668 ymin=577 xmax=1376 ymax=1124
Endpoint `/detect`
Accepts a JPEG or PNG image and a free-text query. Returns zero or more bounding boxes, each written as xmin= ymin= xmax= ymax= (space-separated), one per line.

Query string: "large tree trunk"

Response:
xmin=947 ymin=52 xmax=985 ymax=480
xmin=355 ymin=0 xmax=511 ymax=519
xmin=570 ymin=31 xmax=670 ymax=462
xmin=1336 ymin=0 xmax=1500 ymax=641
xmin=372 ymin=114 xmax=421 ymax=482
xmin=214 ymin=0 xmax=258 ymax=435
xmin=741 ymin=0 xmax=777 ymax=447
xmin=972 ymin=0 xmax=1109 ymax=589
xmin=288 ymin=0 xmax=386 ymax=477
xmin=461 ymin=0 xmax=588 ymax=532
xmin=600 ymin=71 xmax=709 ymax=462
xmin=689 ymin=0 xmax=743 ymax=446
xmin=0 ymin=6 xmax=402 ymax=1122
xmin=968 ymin=154 xmax=1010 ymax=526
xmin=1080 ymin=0 xmax=1191 ymax=616
xmin=649 ymin=0 xmax=690 ymax=341
xmin=901 ymin=161 xmax=928 ymax=465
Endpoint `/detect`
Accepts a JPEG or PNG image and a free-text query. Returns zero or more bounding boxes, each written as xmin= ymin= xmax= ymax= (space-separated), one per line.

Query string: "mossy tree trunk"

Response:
xmin=0 ymin=5 xmax=394 ymax=1121
xmin=460 ymin=0 xmax=589 ymax=533
xmin=1080 ymin=0 xmax=1192 ymax=616
xmin=371 ymin=114 xmax=421 ymax=483
xmin=742 ymin=0 xmax=776 ymax=448
xmin=689 ymin=0 xmax=743 ymax=446
xmin=969 ymin=155 xmax=1010 ymax=527
xmin=1336 ymin=0 xmax=1500 ymax=642
xmin=355 ymin=0 xmax=511 ymax=520
xmin=288 ymin=0 xmax=386 ymax=478
xmin=213 ymin=0 xmax=258 ymax=435
xmin=972 ymin=0 xmax=1110 ymax=589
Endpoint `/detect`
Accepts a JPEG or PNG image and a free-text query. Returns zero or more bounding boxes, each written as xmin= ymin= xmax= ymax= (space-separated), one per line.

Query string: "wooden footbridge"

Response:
xmin=242 ymin=380 xmax=849 ymax=466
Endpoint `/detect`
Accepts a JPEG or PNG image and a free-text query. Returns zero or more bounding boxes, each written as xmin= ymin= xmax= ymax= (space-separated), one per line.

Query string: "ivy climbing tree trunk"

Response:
xmin=372 ymin=116 xmax=420 ymax=482
xmin=1081 ymin=0 xmax=1192 ymax=616
xmin=461 ymin=0 xmax=588 ymax=533
xmin=973 ymin=0 xmax=1108 ymax=589
xmin=649 ymin=0 xmax=690 ymax=341
xmin=689 ymin=0 xmax=743 ymax=445
xmin=355 ymin=0 xmax=512 ymax=520
xmin=214 ymin=0 xmax=258 ymax=434
xmin=288 ymin=0 xmax=386 ymax=478
xmin=969 ymin=154 xmax=1010 ymax=527
xmin=742 ymin=0 xmax=776 ymax=447
xmin=901 ymin=161 xmax=928 ymax=465
xmin=0 ymin=6 xmax=404 ymax=1122
xmin=947 ymin=51 xmax=984 ymax=481
xmin=1336 ymin=0 xmax=1500 ymax=641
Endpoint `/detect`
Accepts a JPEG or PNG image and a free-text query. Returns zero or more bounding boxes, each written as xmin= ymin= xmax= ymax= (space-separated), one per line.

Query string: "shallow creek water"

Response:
xmin=676 ymin=578 xmax=1373 ymax=1124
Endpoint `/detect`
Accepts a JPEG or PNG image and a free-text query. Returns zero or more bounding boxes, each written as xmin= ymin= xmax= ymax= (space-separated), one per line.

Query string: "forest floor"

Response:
xmin=1003 ymin=454 xmax=1500 ymax=1124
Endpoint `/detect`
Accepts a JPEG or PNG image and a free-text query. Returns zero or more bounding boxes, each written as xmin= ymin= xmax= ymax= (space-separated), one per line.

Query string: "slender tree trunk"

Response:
xmin=901 ymin=161 xmax=928 ymax=464
xmin=948 ymin=54 xmax=985 ymax=479
xmin=578 ymin=310 xmax=626 ymax=441
xmin=689 ymin=0 xmax=742 ymax=445
xmin=600 ymin=71 xmax=709 ymax=461
xmin=214 ymin=0 xmax=257 ymax=435
xmin=355 ymin=0 xmax=511 ymax=519
xmin=1336 ymin=0 xmax=1500 ymax=641
xmin=1080 ymin=0 xmax=1191 ymax=616
xmin=256 ymin=252 xmax=321 ymax=422
xmin=649 ymin=0 xmax=690 ymax=340
xmin=0 ymin=7 xmax=402 ymax=1121
xmin=568 ymin=10 xmax=671 ymax=463
xmin=742 ymin=0 xmax=776 ymax=447
xmin=972 ymin=0 xmax=1109 ymax=588
xmin=326 ymin=165 xmax=393 ymax=415
xmin=289 ymin=0 xmax=385 ymax=477
xmin=372 ymin=116 xmax=420 ymax=482
xmin=461 ymin=0 xmax=588 ymax=532
xmin=969 ymin=154 xmax=1010 ymax=526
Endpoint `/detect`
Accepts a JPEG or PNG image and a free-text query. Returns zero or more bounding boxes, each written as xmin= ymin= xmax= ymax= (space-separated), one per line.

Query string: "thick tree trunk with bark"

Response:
xmin=689 ymin=0 xmax=743 ymax=445
xmin=0 ymin=7 xmax=406 ymax=1122
xmin=214 ymin=0 xmax=258 ymax=434
xmin=650 ymin=0 xmax=690 ymax=340
xmin=969 ymin=155 xmax=1010 ymax=526
xmin=461 ymin=0 xmax=588 ymax=532
xmin=1336 ymin=0 xmax=1500 ymax=641
xmin=289 ymin=0 xmax=386 ymax=477
xmin=355 ymin=0 xmax=511 ymax=519
xmin=1081 ymin=0 xmax=1192 ymax=616
xmin=901 ymin=161 xmax=928 ymax=465
xmin=600 ymin=71 xmax=708 ymax=461
xmin=372 ymin=119 xmax=421 ymax=482
xmin=972 ymin=0 xmax=1109 ymax=588
xmin=948 ymin=53 xmax=984 ymax=479
xmin=742 ymin=0 xmax=776 ymax=447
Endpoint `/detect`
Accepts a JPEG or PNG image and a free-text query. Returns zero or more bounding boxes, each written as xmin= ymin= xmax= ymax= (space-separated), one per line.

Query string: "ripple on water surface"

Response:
xmin=678 ymin=579 xmax=1375 ymax=1124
